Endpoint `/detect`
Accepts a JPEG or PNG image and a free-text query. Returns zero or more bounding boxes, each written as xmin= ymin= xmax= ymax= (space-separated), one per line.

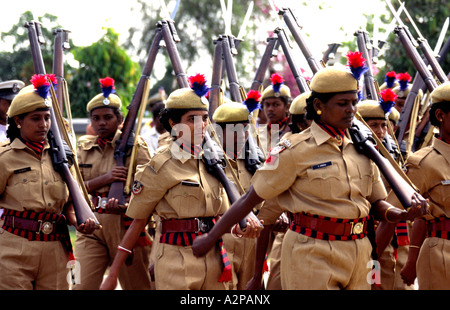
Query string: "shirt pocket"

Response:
xmin=7 ymin=169 xmax=40 ymax=207
xmin=305 ymin=163 xmax=342 ymax=200
xmin=169 ymin=181 xmax=202 ymax=216
xmin=357 ymin=164 xmax=373 ymax=198
xmin=78 ymin=163 xmax=93 ymax=181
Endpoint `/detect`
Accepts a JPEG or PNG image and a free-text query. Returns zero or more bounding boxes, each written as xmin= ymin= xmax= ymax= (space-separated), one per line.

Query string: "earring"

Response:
xmin=440 ymin=119 xmax=443 ymax=122
xmin=317 ymin=110 xmax=322 ymax=115
xmin=17 ymin=124 xmax=21 ymax=128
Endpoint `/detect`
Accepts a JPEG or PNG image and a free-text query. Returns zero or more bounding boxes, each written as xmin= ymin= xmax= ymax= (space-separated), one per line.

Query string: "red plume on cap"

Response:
xmin=396 ymin=72 xmax=411 ymax=91
xmin=346 ymin=51 xmax=369 ymax=80
xmin=270 ymin=73 xmax=284 ymax=93
xmin=243 ymin=90 xmax=262 ymax=113
xmin=385 ymin=71 xmax=397 ymax=88
xmin=379 ymin=88 xmax=397 ymax=114
xmin=188 ymin=73 xmax=210 ymax=97
xmin=30 ymin=74 xmax=52 ymax=99
xmin=99 ymin=77 xmax=116 ymax=98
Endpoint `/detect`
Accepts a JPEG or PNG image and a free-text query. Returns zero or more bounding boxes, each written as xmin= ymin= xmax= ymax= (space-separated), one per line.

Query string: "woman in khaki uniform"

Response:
xmin=211 ymin=92 xmax=263 ymax=290
xmin=0 ymin=74 xmax=96 ymax=290
xmin=101 ymin=74 xmax=260 ymax=290
xmin=192 ymin=52 xmax=428 ymax=290
xmin=357 ymin=92 xmax=412 ymax=290
xmin=256 ymin=74 xmax=292 ymax=290
xmin=393 ymin=82 xmax=450 ymax=289
xmin=73 ymin=77 xmax=152 ymax=290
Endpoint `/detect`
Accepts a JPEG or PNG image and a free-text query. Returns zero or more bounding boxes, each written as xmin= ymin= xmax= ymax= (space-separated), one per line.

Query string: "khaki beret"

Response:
xmin=289 ymin=91 xmax=310 ymax=115
xmin=379 ymin=80 xmax=399 ymax=91
xmin=310 ymin=67 xmax=358 ymax=93
xmin=212 ymin=101 xmax=249 ymax=123
xmin=87 ymin=92 xmax=121 ymax=112
xmin=7 ymin=84 xmax=52 ymax=118
xmin=431 ymin=82 xmax=450 ymax=104
xmin=87 ymin=77 xmax=122 ymax=112
xmin=0 ymin=80 xmax=25 ymax=101
xmin=357 ymin=100 xmax=386 ymax=119
xmin=165 ymin=87 xmax=209 ymax=110
xmin=261 ymin=83 xmax=291 ymax=100
xmin=389 ymin=107 xmax=400 ymax=124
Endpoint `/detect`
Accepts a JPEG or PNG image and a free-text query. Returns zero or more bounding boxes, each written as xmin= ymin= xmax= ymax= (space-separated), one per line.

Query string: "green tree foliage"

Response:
xmin=378 ymin=0 xmax=449 ymax=83
xmin=66 ymin=28 xmax=141 ymax=118
xmin=0 ymin=11 xmax=65 ymax=82
xmin=125 ymin=0 xmax=264 ymax=95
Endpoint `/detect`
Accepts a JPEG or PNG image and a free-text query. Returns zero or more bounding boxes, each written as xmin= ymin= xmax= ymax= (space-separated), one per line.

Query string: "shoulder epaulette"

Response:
xmin=148 ymin=146 xmax=172 ymax=173
xmin=77 ymin=135 xmax=97 ymax=150
xmin=0 ymin=142 xmax=12 ymax=158
xmin=407 ymin=147 xmax=434 ymax=167
xmin=279 ymin=131 xmax=311 ymax=149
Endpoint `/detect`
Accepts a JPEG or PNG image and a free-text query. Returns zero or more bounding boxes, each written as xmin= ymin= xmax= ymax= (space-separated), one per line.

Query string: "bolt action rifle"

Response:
xmin=107 ymin=23 xmax=164 ymax=206
xmin=278 ymin=7 xmax=322 ymax=74
xmin=154 ymin=18 xmax=261 ymax=231
xmin=25 ymin=20 xmax=100 ymax=228
xmin=354 ymin=30 xmax=379 ymax=101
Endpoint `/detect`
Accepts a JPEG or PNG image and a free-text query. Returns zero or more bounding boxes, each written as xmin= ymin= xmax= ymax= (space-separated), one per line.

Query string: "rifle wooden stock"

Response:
xmin=25 ymin=21 xmax=99 ymax=227
xmin=349 ymin=120 xmax=416 ymax=209
xmin=279 ymin=7 xmax=322 ymax=74
xmin=52 ymin=29 xmax=70 ymax=110
xmin=203 ymin=133 xmax=260 ymax=230
xmin=354 ymin=30 xmax=379 ymax=101
xmin=418 ymin=38 xmax=448 ymax=83
xmin=393 ymin=26 xmax=438 ymax=92
xmin=395 ymin=32 xmax=450 ymax=143
xmin=275 ymin=27 xmax=310 ymax=93
xmin=208 ymin=38 xmax=224 ymax=118
xmin=250 ymin=37 xmax=278 ymax=92
xmin=108 ymin=27 xmax=163 ymax=206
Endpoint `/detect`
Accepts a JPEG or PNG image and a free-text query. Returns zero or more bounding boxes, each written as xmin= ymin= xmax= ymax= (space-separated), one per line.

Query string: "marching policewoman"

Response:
xmin=211 ymin=91 xmax=264 ymax=289
xmin=357 ymin=92 xmax=412 ymax=290
xmin=192 ymin=52 xmax=428 ymax=290
xmin=73 ymin=77 xmax=152 ymax=290
xmin=0 ymin=74 xmax=96 ymax=289
xmin=394 ymin=82 xmax=450 ymax=289
xmin=101 ymin=74 xmax=256 ymax=290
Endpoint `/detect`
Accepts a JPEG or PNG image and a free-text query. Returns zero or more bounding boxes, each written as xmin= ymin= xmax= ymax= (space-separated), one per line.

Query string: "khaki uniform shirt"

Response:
xmin=0 ymin=139 xmax=69 ymax=213
xmin=77 ymin=131 xmax=151 ymax=196
xmin=257 ymin=123 xmax=290 ymax=156
xmin=253 ymin=121 xmax=387 ymax=225
xmin=126 ymin=140 xmax=229 ymax=220
xmin=387 ymin=137 xmax=450 ymax=218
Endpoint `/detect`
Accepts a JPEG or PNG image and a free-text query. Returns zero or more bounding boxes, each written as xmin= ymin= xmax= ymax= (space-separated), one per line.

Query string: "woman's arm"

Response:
xmin=100 ymin=210 xmax=148 ymax=290
xmin=192 ymin=186 xmax=264 ymax=257
xmin=400 ymin=218 xmax=427 ymax=286
xmin=85 ymin=166 xmax=128 ymax=193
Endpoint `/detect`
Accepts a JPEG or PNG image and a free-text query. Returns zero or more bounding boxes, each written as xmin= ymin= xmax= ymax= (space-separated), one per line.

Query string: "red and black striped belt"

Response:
xmin=289 ymin=212 xmax=369 ymax=241
xmin=2 ymin=209 xmax=67 ymax=237
xmin=427 ymin=217 xmax=450 ymax=240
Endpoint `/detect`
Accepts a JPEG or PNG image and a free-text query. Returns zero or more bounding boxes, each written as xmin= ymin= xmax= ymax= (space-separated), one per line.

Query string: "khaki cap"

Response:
xmin=289 ymin=91 xmax=310 ymax=115
xmin=431 ymin=82 xmax=450 ymax=104
xmin=310 ymin=67 xmax=359 ymax=93
xmin=165 ymin=87 xmax=209 ymax=110
xmin=7 ymin=83 xmax=52 ymax=118
xmin=212 ymin=101 xmax=249 ymax=123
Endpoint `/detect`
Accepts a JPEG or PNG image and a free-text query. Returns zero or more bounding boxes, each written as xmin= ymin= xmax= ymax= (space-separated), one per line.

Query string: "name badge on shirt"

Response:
xmin=312 ymin=161 xmax=332 ymax=170
xmin=441 ymin=180 xmax=450 ymax=185
xmin=181 ymin=180 xmax=200 ymax=187
xmin=13 ymin=167 xmax=31 ymax=174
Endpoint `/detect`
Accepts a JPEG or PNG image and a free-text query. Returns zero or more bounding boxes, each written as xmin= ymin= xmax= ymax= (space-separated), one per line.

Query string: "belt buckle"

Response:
xmin=98 ymin=196 xmax=108 ymax=209
xmin=39 ymin=220 xmax=54 ymax=234
xmin=196 ymin=218 xmax=209 ymax=233
xmin=351 ymin=221 xmax=364 ymax=235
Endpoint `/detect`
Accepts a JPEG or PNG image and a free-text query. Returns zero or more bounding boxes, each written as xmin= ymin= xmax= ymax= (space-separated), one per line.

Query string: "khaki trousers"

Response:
xmin=281 ymin=229 xmax=373 ymax=290
xmin=73 ymin=212 xmax=152 ymax=290
xmin=0 ymin=229 xmax=69 ymax=290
